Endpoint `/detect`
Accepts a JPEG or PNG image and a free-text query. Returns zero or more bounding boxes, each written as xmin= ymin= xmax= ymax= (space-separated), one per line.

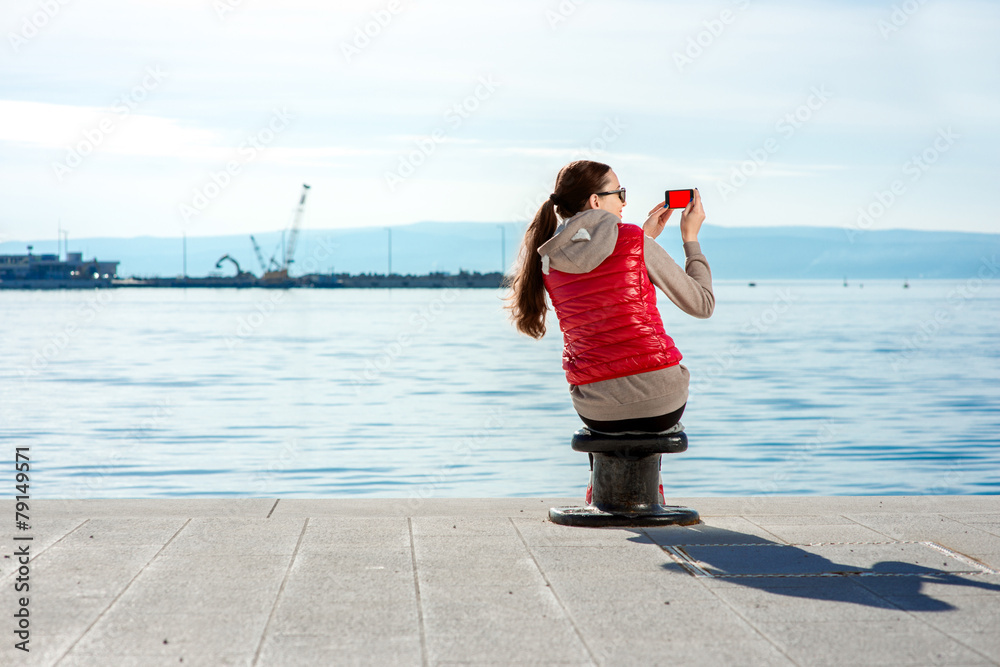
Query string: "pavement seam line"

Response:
xmin=641 ymin=527 xmax=803 ymax=667
xmin=943 ymin=515 xmax=1000 ymax=539
xmin=654 ymin=527 xmax=996 ymax=665
xmin=922 ymin=541 xmax=1000 ymax=575
xmin=848 ymin=565 xmax=998 ymax=664
xmin=252 ymin=516 xmax=308 ymax=666
xmin=842 ymin=509 xmax=1000 ymax=662
xmin=407 ymin=517 xmax=429 ymax=667
xmin=509 ymin=517 xmax=599 ymax=666
xmin=0 ymin=517 xmax=88 ymax=584
xmin=651 ymin=539 xmax=992 ymax=548
xmin=874 ymin=535 xmax=1000 ymax=660
xmin=266 ymin=499 xmax=279 ymax=519
xmin=840 ymin=511 xmax=916 ymax=540
xmin=53 ymin=517 xmax=192 ymax=665
xmin=659 ymin=539 xmax=997 ymax=578
xmin=738 ymin=515 xmax=791 ymax=545
xmin=661 ymin=545 xmax=713 ymax=577
xmin=843 ymin=511 xmax=1000 ymax=562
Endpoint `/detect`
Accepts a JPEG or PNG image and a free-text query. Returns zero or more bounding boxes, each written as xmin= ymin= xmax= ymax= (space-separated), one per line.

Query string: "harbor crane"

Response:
xmin=215 ymin=254 xmax=253 ymax=278
xmin=263 ymin=183 xmax=310 ymax=283
xmin=249 ymin=235 xmax=270 ymax=274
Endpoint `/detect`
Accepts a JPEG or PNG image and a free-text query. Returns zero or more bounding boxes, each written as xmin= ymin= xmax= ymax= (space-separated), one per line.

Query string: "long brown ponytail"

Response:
xmin=505 ymin=160 xmax=612 ymax=339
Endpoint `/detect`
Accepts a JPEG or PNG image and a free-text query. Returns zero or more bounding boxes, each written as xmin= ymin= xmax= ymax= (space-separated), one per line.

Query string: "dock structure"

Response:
xmin=0 ymin=266 xmax=504 ymax=289
xmin=0 ymin=251 xmax=118 ymax=288
xmin=3 ymin=496 xmax=999 ymax=665
xmin=115 ymin=271 xmax=506 ymax=289
xmin=0 ymin=245 xmax=505 ymax=289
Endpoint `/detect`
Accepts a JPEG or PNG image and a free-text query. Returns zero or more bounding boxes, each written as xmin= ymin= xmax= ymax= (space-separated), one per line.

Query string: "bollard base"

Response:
xmin=548 ymin=505 xmax=700 ymax=528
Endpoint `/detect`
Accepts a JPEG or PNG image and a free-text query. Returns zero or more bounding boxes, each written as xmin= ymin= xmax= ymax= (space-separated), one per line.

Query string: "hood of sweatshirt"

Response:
xmin=537 ymin=209 xmax=622 ymax=275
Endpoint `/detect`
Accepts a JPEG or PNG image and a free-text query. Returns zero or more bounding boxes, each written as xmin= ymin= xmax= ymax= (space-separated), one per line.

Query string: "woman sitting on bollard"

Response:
xmin=505 ymin=160 xmax=714 ymax=499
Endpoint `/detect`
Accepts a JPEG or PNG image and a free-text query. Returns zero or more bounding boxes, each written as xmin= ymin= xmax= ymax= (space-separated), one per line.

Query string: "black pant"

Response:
xmin=579 ymin=403 xmax=686 ymax=434
xmin=580 ymin=404 xmax=687 ymax=471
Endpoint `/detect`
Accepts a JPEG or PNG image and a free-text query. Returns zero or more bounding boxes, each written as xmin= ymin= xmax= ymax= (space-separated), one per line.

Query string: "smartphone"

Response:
xmin=665 ymin=189 xmax=694 ymax=209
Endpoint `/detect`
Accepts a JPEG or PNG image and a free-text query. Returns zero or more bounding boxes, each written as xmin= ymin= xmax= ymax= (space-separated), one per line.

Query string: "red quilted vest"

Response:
xmin=542 ymin=223 xmax=682 ymax=385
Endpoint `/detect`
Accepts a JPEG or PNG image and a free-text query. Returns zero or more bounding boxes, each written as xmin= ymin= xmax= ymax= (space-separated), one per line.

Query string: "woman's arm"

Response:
xmin=642 ymin=189 xmax=713 ymax=317
xmin=644 ymin=238 xmax=714 ymax=318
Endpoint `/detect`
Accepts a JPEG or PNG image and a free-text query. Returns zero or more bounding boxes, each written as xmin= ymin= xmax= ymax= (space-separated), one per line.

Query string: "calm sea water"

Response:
xmin=2 ymin=280 xmax=999 ymax=499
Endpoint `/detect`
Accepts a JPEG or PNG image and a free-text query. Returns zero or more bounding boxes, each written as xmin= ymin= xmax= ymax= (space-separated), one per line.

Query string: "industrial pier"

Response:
xmin=2 ymin=185 xmax=506 ymax=290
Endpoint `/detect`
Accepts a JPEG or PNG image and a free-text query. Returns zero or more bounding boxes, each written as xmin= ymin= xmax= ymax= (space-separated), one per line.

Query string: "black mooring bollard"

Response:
xmin=548 ymin=428 xmax=700 ymax=527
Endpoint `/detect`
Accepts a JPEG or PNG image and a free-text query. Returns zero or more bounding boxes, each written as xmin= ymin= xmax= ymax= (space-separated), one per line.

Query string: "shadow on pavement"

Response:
xmin=626 ymin=525 xmax=1000 ymax=612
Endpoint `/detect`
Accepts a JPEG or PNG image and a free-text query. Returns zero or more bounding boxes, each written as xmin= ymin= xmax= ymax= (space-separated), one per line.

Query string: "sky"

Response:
xmin=1 ymin=0 xmax=998 ymax=244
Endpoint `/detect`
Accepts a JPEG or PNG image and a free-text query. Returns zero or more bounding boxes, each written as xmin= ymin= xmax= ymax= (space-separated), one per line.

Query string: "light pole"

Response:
xmin=386 ymin=227 xmax=392 ymax=276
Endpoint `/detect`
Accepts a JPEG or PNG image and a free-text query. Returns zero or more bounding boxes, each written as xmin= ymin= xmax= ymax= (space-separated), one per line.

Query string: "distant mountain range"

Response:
xmin=2 ymin=222 xmax=997 ymax=280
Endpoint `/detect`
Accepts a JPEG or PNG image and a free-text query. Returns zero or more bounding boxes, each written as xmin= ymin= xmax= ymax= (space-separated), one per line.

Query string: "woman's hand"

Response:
xmin=680 ymin=188 xmax=705 ymax=243
xmin=642 ymin=202 xmax=674 ymax=240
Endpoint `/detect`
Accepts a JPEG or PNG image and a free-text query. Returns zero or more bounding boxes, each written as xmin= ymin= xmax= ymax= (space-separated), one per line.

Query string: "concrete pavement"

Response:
xmin=2 ymin=496 xmax=1000 ymax=666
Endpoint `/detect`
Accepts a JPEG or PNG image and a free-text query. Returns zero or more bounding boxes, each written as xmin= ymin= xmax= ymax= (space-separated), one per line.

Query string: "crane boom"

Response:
xmin=261 ymin=183 xmax=311 ymax=283
xmin=249 ymin=235 xmax=268 ymax=274
xmin=215 ymin=254 xmax=244 ymax=276
xmin=284 ymin=184 xmax=310 ymax=271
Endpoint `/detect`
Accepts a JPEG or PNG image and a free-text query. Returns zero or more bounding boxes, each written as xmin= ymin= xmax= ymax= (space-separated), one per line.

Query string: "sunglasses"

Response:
xmin=595 ymin=187 xmax=626 ymax=203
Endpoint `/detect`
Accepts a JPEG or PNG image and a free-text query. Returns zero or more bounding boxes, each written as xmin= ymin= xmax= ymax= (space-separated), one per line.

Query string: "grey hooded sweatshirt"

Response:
xmin=537 ymin=209 xmax=714 ymax=421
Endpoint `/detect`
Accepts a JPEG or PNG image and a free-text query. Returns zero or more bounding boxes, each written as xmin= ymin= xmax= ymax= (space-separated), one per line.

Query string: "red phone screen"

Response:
xmin=665 ymin=189 xmax=693 ymax=209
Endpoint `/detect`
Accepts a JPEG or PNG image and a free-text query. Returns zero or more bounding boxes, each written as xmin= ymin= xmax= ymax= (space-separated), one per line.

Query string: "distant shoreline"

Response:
xmin=4 ymin=222 xmax=997 ymax=280
xmin=0 ymin=271 xmax=506 ymax=290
